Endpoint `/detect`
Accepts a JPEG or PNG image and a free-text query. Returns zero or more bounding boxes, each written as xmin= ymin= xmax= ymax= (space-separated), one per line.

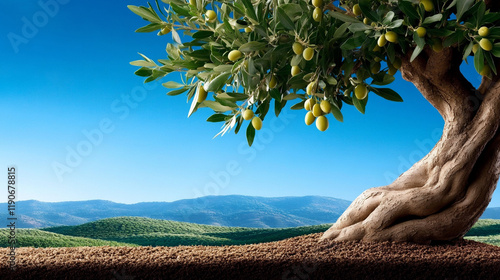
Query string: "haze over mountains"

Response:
xmin=2 ymin=195 xmax=499 ymax=228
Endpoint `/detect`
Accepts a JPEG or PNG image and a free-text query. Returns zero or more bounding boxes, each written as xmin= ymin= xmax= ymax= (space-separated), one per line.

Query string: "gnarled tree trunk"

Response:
xmin=321 ymin=46 xmax=500 ymax=244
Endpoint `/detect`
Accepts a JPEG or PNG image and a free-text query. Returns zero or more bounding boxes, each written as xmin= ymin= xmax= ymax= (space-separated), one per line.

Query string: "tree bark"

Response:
xmin=321 ymin=47 xmax=500 ymax=244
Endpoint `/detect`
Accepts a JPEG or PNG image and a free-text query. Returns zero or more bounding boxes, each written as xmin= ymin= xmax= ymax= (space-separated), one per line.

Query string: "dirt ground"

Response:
xmin=1 ymin=233 xmax=500 ymax=279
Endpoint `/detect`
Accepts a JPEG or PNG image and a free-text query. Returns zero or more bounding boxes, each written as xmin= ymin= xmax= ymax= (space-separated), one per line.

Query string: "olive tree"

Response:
xmin=129 ymin=0 xmax=500 ymax=244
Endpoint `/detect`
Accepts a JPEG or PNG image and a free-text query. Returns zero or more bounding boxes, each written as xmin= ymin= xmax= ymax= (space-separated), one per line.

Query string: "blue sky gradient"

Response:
xmin=1 ymin=0 xmax=498 ymax=207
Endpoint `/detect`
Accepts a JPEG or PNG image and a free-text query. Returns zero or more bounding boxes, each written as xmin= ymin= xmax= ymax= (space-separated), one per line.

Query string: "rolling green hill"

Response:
xmin=464 ymin=219 xmax=500 ymax=246
xmin=2 ymin=217 xmax=499 ymax=248
xmin=44 ymin=217 xmax=331 ymax=246
xmin=0 ymin=229 xmax=135 ymax=248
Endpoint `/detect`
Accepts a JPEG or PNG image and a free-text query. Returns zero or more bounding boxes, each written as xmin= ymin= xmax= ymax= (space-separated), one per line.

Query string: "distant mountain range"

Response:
xmin=0 ymin=195 xmax=351 ymax=228
xmin=1 ymin=195 xmax=499 ymax=229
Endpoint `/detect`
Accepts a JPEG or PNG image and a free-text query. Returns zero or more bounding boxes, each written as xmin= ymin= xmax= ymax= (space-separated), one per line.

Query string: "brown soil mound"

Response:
xmin=1 ymin=233 xmax=500 ymax=279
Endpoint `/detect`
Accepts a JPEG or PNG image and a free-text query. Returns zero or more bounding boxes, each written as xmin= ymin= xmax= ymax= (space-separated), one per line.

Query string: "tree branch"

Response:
xmin=478 ymin=76 xmax=493 ymax=95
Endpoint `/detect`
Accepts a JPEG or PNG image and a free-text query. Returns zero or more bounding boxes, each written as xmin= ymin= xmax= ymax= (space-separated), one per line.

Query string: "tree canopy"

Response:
xmin=129 ymin=0 xmax=500 ymax=145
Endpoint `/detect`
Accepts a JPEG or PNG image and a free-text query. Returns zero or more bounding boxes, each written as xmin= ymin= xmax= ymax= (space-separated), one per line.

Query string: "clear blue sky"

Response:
xmin=1 ymin=0 xmax=498 ymax=207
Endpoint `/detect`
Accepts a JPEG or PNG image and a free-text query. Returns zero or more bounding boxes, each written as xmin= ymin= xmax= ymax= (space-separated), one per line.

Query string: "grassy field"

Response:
xmin=1 ymin=217 xmax=498 ymax=248
xmin=0 ymin=228 xmax=135 ymax=247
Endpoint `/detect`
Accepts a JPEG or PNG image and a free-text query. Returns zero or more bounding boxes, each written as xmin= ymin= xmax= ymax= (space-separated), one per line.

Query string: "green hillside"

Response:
xmin=465 ymin=219 xmax=500 ymax=246
xmin=2 ymin=217 xmax=499 ymax=248
xmin=45 ymin=217 xmax=241 ymax=239
xmin=44 ymin=216 xmax=331 ymax=246
xmin=0 ymin=229 xmax=135 ymax=248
